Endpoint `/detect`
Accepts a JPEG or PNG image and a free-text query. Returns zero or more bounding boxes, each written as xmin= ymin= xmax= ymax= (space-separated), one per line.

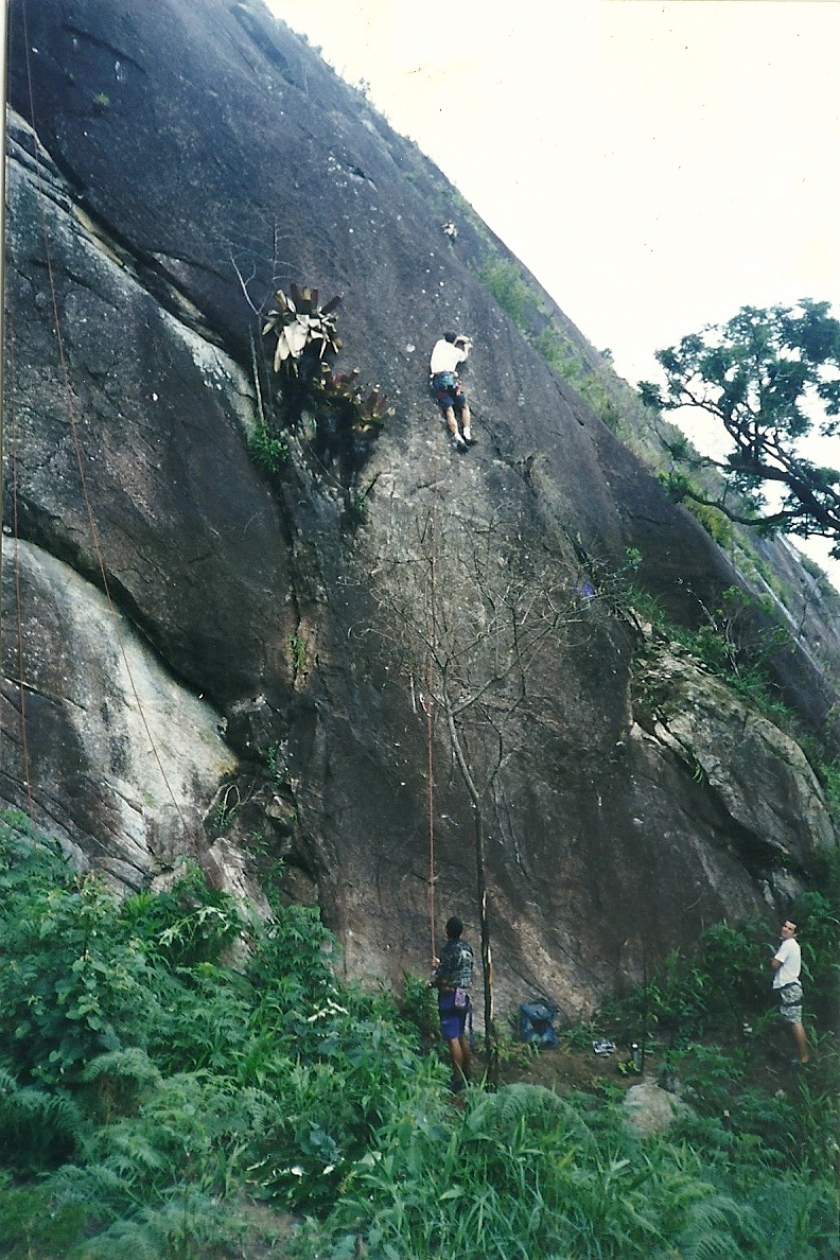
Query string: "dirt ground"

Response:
xmin=486 ymin=1041 xmax=650 ymax=1094
xmin=475 ymin=1031 xmax=813 ymax=1097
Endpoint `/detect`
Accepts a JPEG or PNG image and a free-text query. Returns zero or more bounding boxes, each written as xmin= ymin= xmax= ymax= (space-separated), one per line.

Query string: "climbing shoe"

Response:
xmin=463 ymin=433 xmax=477 ymax=446
xmin=452 ymin=435 xmax=468 ymax=453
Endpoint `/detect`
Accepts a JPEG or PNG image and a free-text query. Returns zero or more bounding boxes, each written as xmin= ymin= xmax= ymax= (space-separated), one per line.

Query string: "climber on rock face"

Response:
xmin=430 ymin=331 xmax=475 ymax=453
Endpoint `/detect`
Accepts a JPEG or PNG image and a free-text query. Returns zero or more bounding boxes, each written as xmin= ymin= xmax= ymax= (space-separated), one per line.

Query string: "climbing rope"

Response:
xmin=425 ymin=417 xmax=442 ymax=965
xmin=8 ymin=9 xmax=211 ymax=875
xmin=426 ymin=656 xmax=436 ymax=966
xmin=5 ymin=317 xmax=34 ymax=820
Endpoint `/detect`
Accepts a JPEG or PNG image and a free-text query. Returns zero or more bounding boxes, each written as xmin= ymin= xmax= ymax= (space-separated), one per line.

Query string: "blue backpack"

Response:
xmin=519 ymin=1000 xmax=559 ymax=1048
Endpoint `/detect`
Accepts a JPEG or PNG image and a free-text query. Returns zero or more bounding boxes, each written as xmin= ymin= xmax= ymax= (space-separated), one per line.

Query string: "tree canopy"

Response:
xmin=639 ymin=299 xmax=840 ymax=556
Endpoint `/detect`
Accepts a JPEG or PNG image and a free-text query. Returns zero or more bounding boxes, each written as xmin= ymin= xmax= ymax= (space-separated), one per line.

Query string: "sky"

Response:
xmin=267 ymin=0 xmax=840 ymax=577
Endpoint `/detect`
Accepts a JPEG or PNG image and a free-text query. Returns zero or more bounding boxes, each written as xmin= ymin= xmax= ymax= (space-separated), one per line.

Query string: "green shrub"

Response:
xmin=624 ymin=581 xmax=797 ymax=728
xmin=686 ymin=498 xmax=735 ymax=547
xmin=0 ymin=835 xmax=154 ymax=1086
xmin=477 ymin=258 xmax=530 ymax=330
xmin=790 ymin=890 xmax=840 ymax=1022
xmin=1 ymin=813 xmax=836 ymax=1259
xmin=596 ymin=909 xmax=837 ymax=1066
xmin=248 ymin=417 xmax=289 ymax=471
xmin=0 ymin=1173 xmax=88 ymax=1260
xmin=400 ymin=969 xmax=439 ymax=1045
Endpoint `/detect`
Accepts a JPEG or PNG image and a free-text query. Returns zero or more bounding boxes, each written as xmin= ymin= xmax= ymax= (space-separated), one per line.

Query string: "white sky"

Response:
xmin=267 ymin=0 xmax=840 ymax=579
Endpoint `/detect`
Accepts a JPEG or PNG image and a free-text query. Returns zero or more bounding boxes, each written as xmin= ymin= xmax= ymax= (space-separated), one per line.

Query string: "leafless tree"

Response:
xmin=363 ymin=506 xmax=598 ymax=1072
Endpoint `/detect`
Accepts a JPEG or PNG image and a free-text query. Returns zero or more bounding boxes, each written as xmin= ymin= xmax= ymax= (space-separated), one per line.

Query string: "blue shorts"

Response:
xmin=432 ymin=372 xmax=467 ymax=414
xmin=439 ymin=991 xmax=470 ymax=1040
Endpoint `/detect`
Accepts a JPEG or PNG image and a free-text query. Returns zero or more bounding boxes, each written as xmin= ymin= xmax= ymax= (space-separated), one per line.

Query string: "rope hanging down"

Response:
xmin=5 ymin=319 xmax=34 ymax=821
xmin=424 ymin=416 xmax=442 ymax=966
xmin=7 ymin=11 xmax=214 ymax=878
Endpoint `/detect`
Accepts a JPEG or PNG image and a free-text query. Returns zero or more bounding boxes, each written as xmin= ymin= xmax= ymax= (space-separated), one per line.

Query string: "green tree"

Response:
xmin=639 ymin=299 xmax=840 ymax=555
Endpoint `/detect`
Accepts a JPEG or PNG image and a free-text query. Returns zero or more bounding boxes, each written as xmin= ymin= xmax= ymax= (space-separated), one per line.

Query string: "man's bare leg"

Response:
xmin=444 ymin=406 xmax=458 ymax=436
xmin=444 ymin=406 xmax=466 ymax=448
xmin=448 ymin=1035 xmax=471 ymax=1088
xmin=459 ymin=1033 xmax=472 ymax=1081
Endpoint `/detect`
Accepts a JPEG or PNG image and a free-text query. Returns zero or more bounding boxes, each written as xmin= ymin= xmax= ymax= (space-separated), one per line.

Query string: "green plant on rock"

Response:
xmin=477 ymin=257 xmax=531 ymax=330
xmin=314 ymin=368 xmax=394 ymax=435
xmin=266 ymin=742 xmax=287 ymax=786
xmin=258 ymin=283 xmax=392 ymax=494
xmin=819 ymin=758 xmax=840 ymax=822
xmin=533 ymin=325 xmax=623 ymax=432
xmin=262 ymin=284 xmax=342 ymax=378
xmin=680 ymin=589 xmax=793 ymax=721
xmin=660 ymin=471 xmax=735 ymax=547
xmin=477 ymin=251 xmax=630 ymax=436
xmin=623 ymin=577 xmax=796 ymax=728
xmin=248 ymin=416 xmax=289 ymax=471
xmin=212 ymin=782 xmax=240 ymax=833
xmin=344 ymin=471 xmax=383 ymax=526
xmin=122 ymin=859 xmax=244 ymax=970
xmin=288 ymin=632 xmax=307 ymax=677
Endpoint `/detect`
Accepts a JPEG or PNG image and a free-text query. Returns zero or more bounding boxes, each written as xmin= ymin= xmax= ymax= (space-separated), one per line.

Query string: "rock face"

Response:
xmin=2 ymin=537 xmax=235 ymax=886
xmin=634 ymin=632 xmax=837 ymax=867
xmin=3 ymin=0 xmax=838 ymax=1019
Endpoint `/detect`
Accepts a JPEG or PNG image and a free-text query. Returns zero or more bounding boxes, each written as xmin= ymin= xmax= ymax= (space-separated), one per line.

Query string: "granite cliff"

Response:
xmin=4 ymin=0 xmax=839 ymax=1020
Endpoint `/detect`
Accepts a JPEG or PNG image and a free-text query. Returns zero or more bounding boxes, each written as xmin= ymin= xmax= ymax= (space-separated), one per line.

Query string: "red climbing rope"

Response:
xmin=426 ymin=419 xmax=441 ymax=966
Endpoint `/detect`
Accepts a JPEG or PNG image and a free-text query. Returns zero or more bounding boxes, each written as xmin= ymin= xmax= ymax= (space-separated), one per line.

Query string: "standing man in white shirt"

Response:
xmin=770 ymin=919 xmax=809 ymax=1065
xmin=430 ymin=331 xmax=475 ymax=452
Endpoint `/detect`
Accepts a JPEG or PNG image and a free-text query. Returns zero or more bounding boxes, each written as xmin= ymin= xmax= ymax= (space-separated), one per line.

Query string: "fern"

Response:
xmin=466 ymin=1081 xmax=597 ymax=1153
xmin=672 ymin=1192 xmax=763 ymax=1259
xmin=79 ymin=1048 xmax=162 ymax=1122
xmin=0 ymin=1067 xmax=82 ymax=1172
xmin=76 ymin=1189 xmax=238 ymax=1260
xmin=0 ymin=1172 xmax=87 ymax=1259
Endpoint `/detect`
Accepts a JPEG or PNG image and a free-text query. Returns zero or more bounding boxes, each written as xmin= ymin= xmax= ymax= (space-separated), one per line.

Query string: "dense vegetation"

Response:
xmin=0 ymin=811 xmax=837 ymax=1259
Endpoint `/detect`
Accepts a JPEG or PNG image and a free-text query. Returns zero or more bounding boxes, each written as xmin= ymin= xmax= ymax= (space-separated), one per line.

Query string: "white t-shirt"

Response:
xmin=772 ymin=936 xmax=801 ymax=989
xmin=430 ymin=339 xmax=468 ymax=375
